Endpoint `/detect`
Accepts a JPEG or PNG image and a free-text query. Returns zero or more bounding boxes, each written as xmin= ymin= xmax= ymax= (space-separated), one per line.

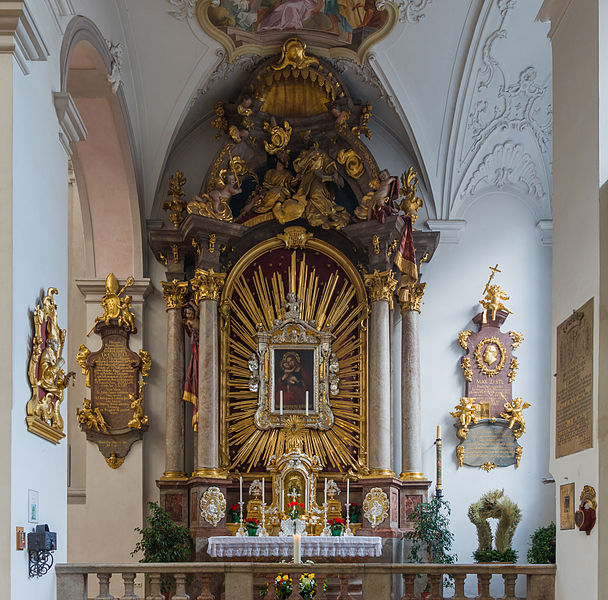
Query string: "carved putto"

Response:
xmin=26 ymin=287 xmax=75 ymax=443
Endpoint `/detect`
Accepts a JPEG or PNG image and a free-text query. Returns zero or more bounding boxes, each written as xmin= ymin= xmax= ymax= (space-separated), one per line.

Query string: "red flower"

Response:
xmin=328 ymin=518 xmax=345 ymax=526
xmin=230 ymin=504 xmax=240 ymax=512
xmin=299 ymin=503 xmax=305 ymax=508
xmin=245 ymin=517 xmax=259 ymax=525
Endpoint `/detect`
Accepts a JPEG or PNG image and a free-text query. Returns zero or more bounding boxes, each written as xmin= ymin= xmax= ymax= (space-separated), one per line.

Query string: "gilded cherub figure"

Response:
xmin=479 ymin=264 xmax=513 ymax=323
xmin=128 ymin=381 xmax=149 ymax=430
xmin=500 ymin=397 xmax=530 ymax=438
xmin=77 ymin=399 xmax=109 ymax=434
xmin=450 ymin=397 xmax=479 ymax=439
xmin=355 ymin=169 xmax=399 ymax=223
xmin=187 ymin=172 xmax=241 ymax=222
xmin=96 ymin=273 xmax=136 ymax=330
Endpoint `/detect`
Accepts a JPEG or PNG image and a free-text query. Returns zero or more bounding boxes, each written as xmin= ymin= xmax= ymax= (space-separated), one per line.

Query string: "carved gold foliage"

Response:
xmin=515 ymin=446 xmax=522 ymax=468
xmin=458 ymin=330 xmax=472 ymax=350
xmin=161 ymin=279 xmax=189 ymax=311
xmin=509 ymin=330 xmax=524 ymax=349
xmin=200 ymin=487 xmax=226 ymax=527
xmin=364 ymin=269 xmax=397 ymax=305
xmin=276 ymin=226 xmax=313 ymax=249
xmin=399 ymin=167 xmax=423 ymax=222
xmin=480 ymin=462 xmax=497 ymax=472
xmin=474 ymin=337 xmax=507 ymax=377
xmin=352 ymin=101 xmax=372 ymax=139
xmin=363 ymin=487 xmax=389 ymax=527
xmin=191 ymin=268 xmax=226 ymax=303
xmin=337 ymin=148 xmax=364 ymax=179
xmin=163 ymin=170 xmax=187 ymax=228
xmin=372 ymin=234 xmax=380 ymax=255
xmin=76 ymin=344 xmax=91 ymax=387
xmin=507 ymin=357 xmax=519 ymax=382
xmin=211 ymin=101 xmax=228 ymax=140
xmin=106 ymin=452 xmax=125 ymax=469
xmin=456 ymin=445 xmax=464 ymax=468
xmin=263 ymin=120 xmax=292 ymax=155
xmin=461 ymin=357 xmax=473 ymax=382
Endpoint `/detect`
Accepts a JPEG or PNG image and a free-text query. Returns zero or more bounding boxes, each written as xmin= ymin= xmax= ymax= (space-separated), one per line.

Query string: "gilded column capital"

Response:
xmin=364 ymin=270 xmax=397 ymax=305
xmin=191 ymin=268 xmax=226 ymax=303
xmin=399 ymin=282 xmax=427 ymax=313
xmin=161 ymin=279 xmax=189 ymax=311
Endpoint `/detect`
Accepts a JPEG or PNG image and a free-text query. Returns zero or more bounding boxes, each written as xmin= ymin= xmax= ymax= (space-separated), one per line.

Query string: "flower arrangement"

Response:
xmin=245 ymin=517 xmax=259 ymax=536
xmin=328 ymin=517 xmax=345 ymax=536
xmin=348 ymin=503 xmax=361 ymax=523
xmin=261 ymin=573 xmax=327 ymax=600
xmin=287 ymin=501 xmax=305 ymax=520
xmin=228 ymin=503 xmax=241 ymax=523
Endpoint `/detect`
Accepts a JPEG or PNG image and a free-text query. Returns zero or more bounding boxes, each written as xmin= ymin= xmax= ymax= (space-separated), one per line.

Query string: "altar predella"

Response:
xmin=148 ymin=38 xmax=439 ymax=554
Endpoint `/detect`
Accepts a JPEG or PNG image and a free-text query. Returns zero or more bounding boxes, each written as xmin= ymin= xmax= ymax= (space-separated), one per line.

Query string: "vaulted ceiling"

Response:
xmin=67 ymin=0 xmax=551 ymax=225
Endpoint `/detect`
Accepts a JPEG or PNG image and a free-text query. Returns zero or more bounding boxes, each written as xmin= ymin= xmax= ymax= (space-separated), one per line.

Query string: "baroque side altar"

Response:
xmin=148 ymin=38 xmax=439 ymax=557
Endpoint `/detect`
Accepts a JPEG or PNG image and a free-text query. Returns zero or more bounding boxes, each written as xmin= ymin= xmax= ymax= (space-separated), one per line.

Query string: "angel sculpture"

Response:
xmin=450 ymin=397 xmax=479 ymax=434
xmin=500 ymin=397 xmax=530 ymax=438
xmin=187 ymin=172 xmax=241 ymax=222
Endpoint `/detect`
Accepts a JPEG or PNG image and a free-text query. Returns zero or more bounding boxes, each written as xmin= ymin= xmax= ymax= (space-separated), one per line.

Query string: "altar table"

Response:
xmin=207 ymin=536 xmax=383 ymax=559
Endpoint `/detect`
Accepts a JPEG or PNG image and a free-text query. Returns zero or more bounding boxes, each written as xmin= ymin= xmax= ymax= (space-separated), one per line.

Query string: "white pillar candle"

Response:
xmin=346 ymin=478 xmax=349 ymax=506
xmin=293 ymin=533 xmax=301 ymax=564
xmin=261 ymin=477 xmax=265 ymax=504
xmin=280 ymin=390 xmax=283 ymax=415
xmin=305 ymin=391 xmax=309 ymax=416
xmin=324 ymin=477 xmax=327 ymax=505
xmin=282 ymin=489 xmax=285 ymax=511
xmin=239 ymin=476 xmax=243 ymax=504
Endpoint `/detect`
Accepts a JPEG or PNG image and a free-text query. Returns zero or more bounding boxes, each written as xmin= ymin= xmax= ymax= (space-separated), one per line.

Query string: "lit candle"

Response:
xmin=280 ymin=390 xmax=283 ymax=415
xmin=436 ymin=424 xmax=443 ymax=496
xmin=239 ymin=476 xmax=243 ymax=504
xmin=324 ymin=477 xmax=327 ymax=505
xmin=293 ymin=533 xmax=301 ymax=564
xmin=346 ymin=478 xmax=349 ymax=506
xmin=282 ymin=489 xmax=285 ymax=512
xmin=262 ymin=477 xmax=265 ymax=504
xmin=305 ymin=391 xmax=309 ymax=416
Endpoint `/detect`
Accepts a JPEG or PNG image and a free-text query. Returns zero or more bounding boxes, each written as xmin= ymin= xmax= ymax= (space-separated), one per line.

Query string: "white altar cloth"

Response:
xmin=207 ymin=536 xmax=383 ymax=559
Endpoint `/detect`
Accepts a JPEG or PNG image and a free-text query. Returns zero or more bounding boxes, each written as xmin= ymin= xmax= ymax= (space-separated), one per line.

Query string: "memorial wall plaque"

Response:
xmin=76 ymin=273 xmax=151 ymax=469
xmin=560 ymin=483 xmax=575 ymax=530
xmin=452 ymin=266 xmax=529 ymax=470
xmin=556 ymin=298 xmax=594 ymax=458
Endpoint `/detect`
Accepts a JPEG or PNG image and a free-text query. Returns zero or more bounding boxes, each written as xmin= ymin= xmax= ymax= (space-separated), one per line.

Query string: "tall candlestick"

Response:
xmin=436 ymin=424 xmax=443 ymax=498
xmin=280 ymin=391 xmax=283 ymax=415
xmin=324 ymin=477 xmax=327 ymax=505
xmin=239 ymin=476 xmax=243 ymax=504
xmin=346 ymin=479 xmax=349 ymax=506
xmin=293 ymin=533 xmax=301 ymax=563
xmin=305 ymin=391 xmax=309 ymax=416
xmin=262 ymin=477 xmax=265 ymax=504
xmin=282 ymin=489 xmax=285 ymax=512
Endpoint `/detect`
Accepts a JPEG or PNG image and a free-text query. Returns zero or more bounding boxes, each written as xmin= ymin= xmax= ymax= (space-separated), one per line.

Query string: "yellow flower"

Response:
xmin=283 ymin=575 xmax=289 ymax=581
xmin=308 ymin=573 xmax=314 ymax=579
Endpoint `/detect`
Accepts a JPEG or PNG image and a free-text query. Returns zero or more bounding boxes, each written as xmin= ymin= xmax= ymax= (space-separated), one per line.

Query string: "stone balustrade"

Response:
xmin=56 ymin=562 xmax=556 ymax=600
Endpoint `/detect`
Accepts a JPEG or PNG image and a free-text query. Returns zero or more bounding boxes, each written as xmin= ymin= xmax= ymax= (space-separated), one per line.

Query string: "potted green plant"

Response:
xmin=527 ymin=522 xmax=555 ymax=564
xmin=228 ymin=503 xmax=241 ymax=523
xmin=468 ymin=489 xmax=521 ymax=563
xmin=349 ymin=503 xmax=361 ymax=523
xmin=405 ymin=496 xmax=456 ymax=598
xmin=132 ymin=502 xmax=193 ymax=598
xmin=328 ymin=517 xmax=345 ymax=536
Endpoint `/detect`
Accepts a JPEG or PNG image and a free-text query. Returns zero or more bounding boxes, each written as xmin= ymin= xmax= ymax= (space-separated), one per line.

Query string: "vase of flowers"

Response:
xmin=261 ymin=573 xmax=327 ymax=600
xmin=228 ymin=503 xmax=241 ymax=523
xmin=245 ymin=517 xmax=259 ymax=536
xmin=329 ymin=517 xmax=345 ymax=536
xmin=287 ymin=501 xmax=305 ymax=519
xmin=349 ymin=503 xmax=361 ymax=523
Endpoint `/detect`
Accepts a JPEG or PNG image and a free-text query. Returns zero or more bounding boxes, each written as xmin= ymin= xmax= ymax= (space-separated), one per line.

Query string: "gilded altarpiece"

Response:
xmin=221 ymin=237 xmax=368 ymax=475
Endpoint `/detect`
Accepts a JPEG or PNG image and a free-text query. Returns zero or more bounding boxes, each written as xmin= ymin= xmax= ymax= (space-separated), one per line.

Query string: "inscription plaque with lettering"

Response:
xmin=457 ymin=422 xmax=519 ymax=468
xmin=556 ymin=298 xmax=594 ymax=458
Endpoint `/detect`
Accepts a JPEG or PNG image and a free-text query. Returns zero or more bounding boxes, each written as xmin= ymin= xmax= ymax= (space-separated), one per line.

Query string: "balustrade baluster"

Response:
xmin=197 ymin=574 xmax=214 ymax=600
xmin=337 ymin=574 xmax=352 ymax=600
xmin=96 ymin=573 xmax=115 ymax=600
xmin=401 ymin=574 xmax=416 ymax=600
xmin=146 ymin=573 xmax=163 ymax=600
xmin=316 ymin=574 xmax=327 ymax=600
xmin=451 ymin=574 xmax=467 ymax=600
xmin=288 ymin=574 xmax=303 ymax=600
xmin=172 ymin=573 xmax=189 ymax=600
xmin=477 ymin=573 xmax=492 ymax=600
xmin=429 ymin=574 xmax=443 ymax=599
xmin=121 ymin=573 xmax=138 ymax=600
xmin=500 ymin=574 xmax=517 ymax=600
xmin=263 ymin=575 xmax=278 ymax=600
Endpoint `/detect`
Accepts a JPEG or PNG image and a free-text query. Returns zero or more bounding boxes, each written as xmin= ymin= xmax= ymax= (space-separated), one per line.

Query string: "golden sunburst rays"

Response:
xmin=225 ymin=248 xmax=366 ymax=473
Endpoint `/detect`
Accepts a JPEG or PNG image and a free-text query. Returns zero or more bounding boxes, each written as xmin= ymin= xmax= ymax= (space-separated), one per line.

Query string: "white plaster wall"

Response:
xmin=545 ymin=0 xmax=600 ymax=598
xmin=418 ymin=193 xmax=553 ymax=596
xmin=10 ymin=52 xmax=69 ymax=600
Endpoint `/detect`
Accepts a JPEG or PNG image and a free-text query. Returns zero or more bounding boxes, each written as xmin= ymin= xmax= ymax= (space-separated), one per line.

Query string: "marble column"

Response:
xmin=399 ymin=282 xmax=427 ymax=481
xmin=160 ymin=280 xmax=189 ymax=480
xmin=190 ymin=268 xmax=226 ymax=478
xmin=364 ymin=270 xmax=397 ymax=477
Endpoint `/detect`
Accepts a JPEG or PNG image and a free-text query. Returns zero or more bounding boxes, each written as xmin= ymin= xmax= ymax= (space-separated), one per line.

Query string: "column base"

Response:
xmin=192 ymin=467 xmax=228 ymax=479
xmin=361 ymin=468 xmax=396 ymax=479
xmin=398 ymin=471 xmax=426 ymax=481
xmin=160 ymin=471 xmax=188 ymax=481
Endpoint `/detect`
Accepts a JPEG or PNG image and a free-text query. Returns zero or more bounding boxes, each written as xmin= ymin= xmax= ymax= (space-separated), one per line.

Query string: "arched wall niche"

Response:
xmin=60 ymin=16 xmax=144 ymax=279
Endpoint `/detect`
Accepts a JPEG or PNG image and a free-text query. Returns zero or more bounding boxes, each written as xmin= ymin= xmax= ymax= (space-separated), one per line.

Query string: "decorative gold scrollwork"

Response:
xmin=264 ymin=120 xmax=292 ymax=155
xmin=461 ymin=357 xmax=473 ymax=382
xmin=276 ymin=226 xmax=313 ymax=249
xmin=474 ymin=337 xmax=507 ymax=377
xmin=336 ymin=148 xmax=364 ymax=179
xmin=509 ymin=330 xmax=524 ymax=349
xmin=191 ymin=268 xmax=226 ymax=303
xmin=200 ymin=487 xmax=227 ymax=527
xmin=163 ymin=170 xmax=187 ymax=228
xmin=364 ymin=270 xmax=397 ymax=306
xmin=458 ymin=330 xmax=472 ymax=351
xmin=363 ymin=488 xmax=389 ymax=527
xmin=161 ymin=280 xmax=189 ymax=311
xmin=480 ymin=462 xmax=497 ymax=472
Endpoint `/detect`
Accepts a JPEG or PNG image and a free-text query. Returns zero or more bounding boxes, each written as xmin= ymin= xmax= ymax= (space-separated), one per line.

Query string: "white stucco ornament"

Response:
xmin=200 ymin=487 xmax=226 ymax=527
xmin=363 ymin=487 xmax=389 ymax=527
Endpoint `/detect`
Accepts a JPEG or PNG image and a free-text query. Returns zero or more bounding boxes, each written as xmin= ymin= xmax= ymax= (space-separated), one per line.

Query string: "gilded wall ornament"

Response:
xmin=263 ymin=120 xmax=292 ymax=155
xmin=364 ymin=270 xmax=397 ymax=305
xmin=161 ymin=280 xmax=189 ymax=311
xmin=191 ymin=268 xmax=226 ymax=303
xmin=95 ymin=273 xmax=136 ymax=332
xmin=500 ymin=397 xmax=530 ymax=438
xmin=509 ymin=330 xmax=524 ymax=349
xmin=200 ymin=487 xmax=227 ymax=527
xmin=26 ymin=287 xmax=74 ymax=444
xmin=461 ymin=357 xmax=473 ymax=382
xmin=398 ymin=167 xmax=423 ymax=223
xmin=276 ymin=226 xmax=313 ymax=249
xmin=363 ymin=488 xmax=389 ymax=527
xmin=479 ymin=265 xmax=512 ymax=324
xmin=474 ymin=337 xmax=507 ymax=377
xmin=507 ymin=357 xmax=519 ymax=382
xmin=480 ymin=462 xmax=497 ymax=472
xmin=336 ymin=148 xmax=364 ymax=179
xmin=458 ymin=330 xmax=472 ymax=350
